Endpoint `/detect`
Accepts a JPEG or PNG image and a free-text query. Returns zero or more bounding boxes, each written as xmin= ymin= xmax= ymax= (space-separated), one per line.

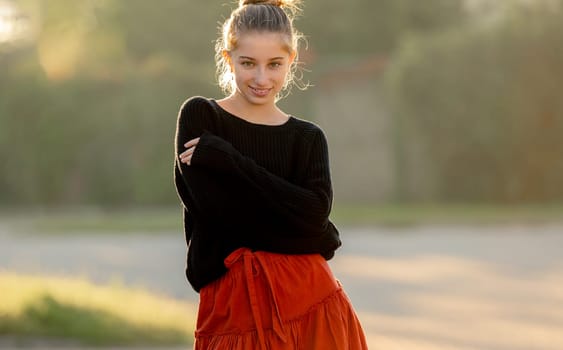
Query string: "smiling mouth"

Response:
xmin=250 ymin=86 xmax=271 ymax=96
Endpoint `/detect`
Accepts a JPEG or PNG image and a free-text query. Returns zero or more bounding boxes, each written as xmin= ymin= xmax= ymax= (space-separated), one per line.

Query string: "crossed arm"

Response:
xmin=174 ymin=99 xmax=340 ymax=256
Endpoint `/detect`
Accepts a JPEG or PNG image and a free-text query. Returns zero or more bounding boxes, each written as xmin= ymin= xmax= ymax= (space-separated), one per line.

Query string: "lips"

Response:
xmin=250 ymin=86 xmax=271 ymax=97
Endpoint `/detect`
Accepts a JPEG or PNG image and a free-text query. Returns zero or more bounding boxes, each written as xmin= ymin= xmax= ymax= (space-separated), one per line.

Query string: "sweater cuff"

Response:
xmin=191 ymin=131 xmax=238 ymax=170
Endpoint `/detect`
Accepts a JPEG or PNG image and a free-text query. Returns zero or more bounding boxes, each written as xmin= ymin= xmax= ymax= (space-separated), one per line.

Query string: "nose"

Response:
xmin=253 ymin=67 xmax=268 ymax=86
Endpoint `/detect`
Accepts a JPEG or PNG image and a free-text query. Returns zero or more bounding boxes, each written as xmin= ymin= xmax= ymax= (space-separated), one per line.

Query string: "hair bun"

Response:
xmin=238 ymin=0 xmax=302 ymax=14
xmin=239 ymin=0 xmax=284 ymax=7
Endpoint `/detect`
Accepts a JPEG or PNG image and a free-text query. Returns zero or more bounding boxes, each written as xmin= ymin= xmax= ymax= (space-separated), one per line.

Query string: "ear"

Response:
xmin=288 ymin=50 xmax=297 ymax=65
xmin=222 ymin=50 xmax=233 ymax=71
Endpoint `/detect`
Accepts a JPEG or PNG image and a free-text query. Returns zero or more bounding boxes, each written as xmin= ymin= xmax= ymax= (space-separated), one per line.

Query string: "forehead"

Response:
xmin=233 ymin=31 xmax=290 ymax=59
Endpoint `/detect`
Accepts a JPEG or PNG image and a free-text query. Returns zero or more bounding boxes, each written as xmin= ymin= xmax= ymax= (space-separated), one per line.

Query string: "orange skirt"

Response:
xmin=194 ymin=248 xmax=368 ymax=350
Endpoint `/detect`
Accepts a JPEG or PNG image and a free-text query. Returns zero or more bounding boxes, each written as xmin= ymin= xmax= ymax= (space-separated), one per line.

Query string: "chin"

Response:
xmin=240 ymin=90 xmax=276 ymax=105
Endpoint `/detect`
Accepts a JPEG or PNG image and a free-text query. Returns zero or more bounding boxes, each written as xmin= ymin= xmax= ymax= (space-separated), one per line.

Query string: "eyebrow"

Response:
xmin=238 ymin=56 xmax=285 ymax=61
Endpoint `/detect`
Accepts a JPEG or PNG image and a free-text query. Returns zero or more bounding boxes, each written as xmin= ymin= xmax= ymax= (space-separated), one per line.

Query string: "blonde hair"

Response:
xmin=215 ymin=0 xmax=306 ymax=99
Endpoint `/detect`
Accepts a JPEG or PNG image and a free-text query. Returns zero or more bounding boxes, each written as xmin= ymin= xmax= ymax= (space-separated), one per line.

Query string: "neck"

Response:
xmin=222 ymin=93 xmax=286 ymax=124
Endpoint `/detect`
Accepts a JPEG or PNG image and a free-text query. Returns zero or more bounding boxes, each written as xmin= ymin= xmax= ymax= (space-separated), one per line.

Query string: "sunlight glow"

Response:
xmin=0 ymin=1 xmax=31 ymax=44
xmin=0 ymin=2 xmax=16 ymax=43
xmin=332 ymin=254 xmax=563 ymax=349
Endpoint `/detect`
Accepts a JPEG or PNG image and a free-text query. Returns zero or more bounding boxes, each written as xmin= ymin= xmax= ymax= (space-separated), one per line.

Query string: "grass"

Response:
xmin=1 ymin=203 xmax=562 ymax=234
xmin=2 ymin=207 xmax=181 ymax=234
xmin=331 ymin=202 xmax=563 ymax=227
xmin=0 ymin=271 xmax=196 ymax=346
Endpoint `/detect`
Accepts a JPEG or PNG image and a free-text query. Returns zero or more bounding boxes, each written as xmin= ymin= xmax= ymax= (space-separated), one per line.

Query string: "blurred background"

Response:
xmin=1 ymin=0 xmax=562 ymax=349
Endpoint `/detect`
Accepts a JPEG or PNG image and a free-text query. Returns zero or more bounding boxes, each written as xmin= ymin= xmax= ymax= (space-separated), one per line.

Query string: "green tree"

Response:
xmin=387 ymin=1 xmax=563 ymax=202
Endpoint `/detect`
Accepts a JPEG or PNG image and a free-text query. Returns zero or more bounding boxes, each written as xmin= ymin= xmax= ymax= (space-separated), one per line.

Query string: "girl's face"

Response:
xmin=227 ymin=31 xmax=295 ymax=106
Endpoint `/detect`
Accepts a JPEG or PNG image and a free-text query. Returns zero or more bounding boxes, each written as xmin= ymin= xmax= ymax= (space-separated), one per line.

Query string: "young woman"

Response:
xmin=174 ymin=0 xmax=368 ymax=348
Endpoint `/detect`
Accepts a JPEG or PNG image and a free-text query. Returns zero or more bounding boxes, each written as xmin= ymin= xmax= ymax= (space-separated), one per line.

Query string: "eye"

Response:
xmin=269 ymin=62 xmax=282 ymax=68
xmin=241 ymin=61 xmax=254 ymax=67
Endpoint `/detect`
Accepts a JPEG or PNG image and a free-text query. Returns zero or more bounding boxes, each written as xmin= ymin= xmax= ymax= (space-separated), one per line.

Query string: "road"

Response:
xmin=1 ymin=222 xmax=563 ymax=349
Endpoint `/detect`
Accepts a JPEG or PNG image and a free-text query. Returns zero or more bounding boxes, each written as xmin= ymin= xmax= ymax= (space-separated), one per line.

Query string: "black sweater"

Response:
xmin=173 ymin=96 xmax=341 ymax=292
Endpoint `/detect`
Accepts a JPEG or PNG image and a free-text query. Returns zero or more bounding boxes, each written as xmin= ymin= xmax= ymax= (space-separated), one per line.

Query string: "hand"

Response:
xmin=179 ymin=137 xmax=200 ymax=165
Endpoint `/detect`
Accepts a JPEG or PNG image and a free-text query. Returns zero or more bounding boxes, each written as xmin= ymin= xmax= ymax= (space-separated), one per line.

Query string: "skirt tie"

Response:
xmin=224 ymin=248 xmax=288 ymax=350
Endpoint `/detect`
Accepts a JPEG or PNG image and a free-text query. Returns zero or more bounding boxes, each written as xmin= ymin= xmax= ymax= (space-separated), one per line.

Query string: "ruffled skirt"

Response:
xmin=194 ymin=248 xmax=368 ymax=349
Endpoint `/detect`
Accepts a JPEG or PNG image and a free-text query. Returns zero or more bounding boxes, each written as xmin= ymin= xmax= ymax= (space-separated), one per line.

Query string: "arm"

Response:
xmin=173 ymin=97 xmax=216 ymax=235
xmin=190 ymin=128 xmax=334 ymax=235
xmin=174 ymin=97 xmax=272 ymax=231
xmin=174 ymin=97 xmax=340 ymax=255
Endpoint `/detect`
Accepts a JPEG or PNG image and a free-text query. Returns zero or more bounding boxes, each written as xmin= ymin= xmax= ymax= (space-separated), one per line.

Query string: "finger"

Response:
xmin=179 ymin=147 xmax=196 ymax=158
xmin=180 ymin=154 xmax=192 ymax=165
xmin=184 ymin=137 xmax=200 ymax=148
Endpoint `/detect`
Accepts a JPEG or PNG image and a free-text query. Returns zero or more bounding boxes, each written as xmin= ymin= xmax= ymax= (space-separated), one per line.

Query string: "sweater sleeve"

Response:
xmin=190 ymin=128 xmax=334 ymax=234
xmin=174 ymin=97 xmax=274 ymax=230
xmin=173 ymin=97 xmax=215 ymax=234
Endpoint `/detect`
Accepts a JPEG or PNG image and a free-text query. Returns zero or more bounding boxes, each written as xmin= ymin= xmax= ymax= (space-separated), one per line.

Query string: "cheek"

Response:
xmin=232 ymin=69 xmax=249 ymax=82
xmin=277 ymin=69 xmax=291 ymax=82
xmin=231 ymin=67 xmax=288 ymax=85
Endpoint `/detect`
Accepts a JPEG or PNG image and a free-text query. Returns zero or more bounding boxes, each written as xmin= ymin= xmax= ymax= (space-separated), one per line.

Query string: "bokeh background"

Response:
xmin=1 ymin=0 xmax=562 ymax=349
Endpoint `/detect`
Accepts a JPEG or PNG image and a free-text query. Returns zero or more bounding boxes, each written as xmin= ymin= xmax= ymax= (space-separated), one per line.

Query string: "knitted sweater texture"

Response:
xmin=173 ymin=96 xmax=341 ymax=292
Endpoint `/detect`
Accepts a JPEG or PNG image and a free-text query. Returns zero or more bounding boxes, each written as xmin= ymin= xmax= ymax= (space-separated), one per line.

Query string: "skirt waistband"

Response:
xmin=196 ymin=248 xmax=340 ymax=348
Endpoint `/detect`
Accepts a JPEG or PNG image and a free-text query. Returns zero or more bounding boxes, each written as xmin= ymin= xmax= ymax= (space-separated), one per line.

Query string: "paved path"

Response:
xmin=1 ymin=223 xmax=563 ymax=349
